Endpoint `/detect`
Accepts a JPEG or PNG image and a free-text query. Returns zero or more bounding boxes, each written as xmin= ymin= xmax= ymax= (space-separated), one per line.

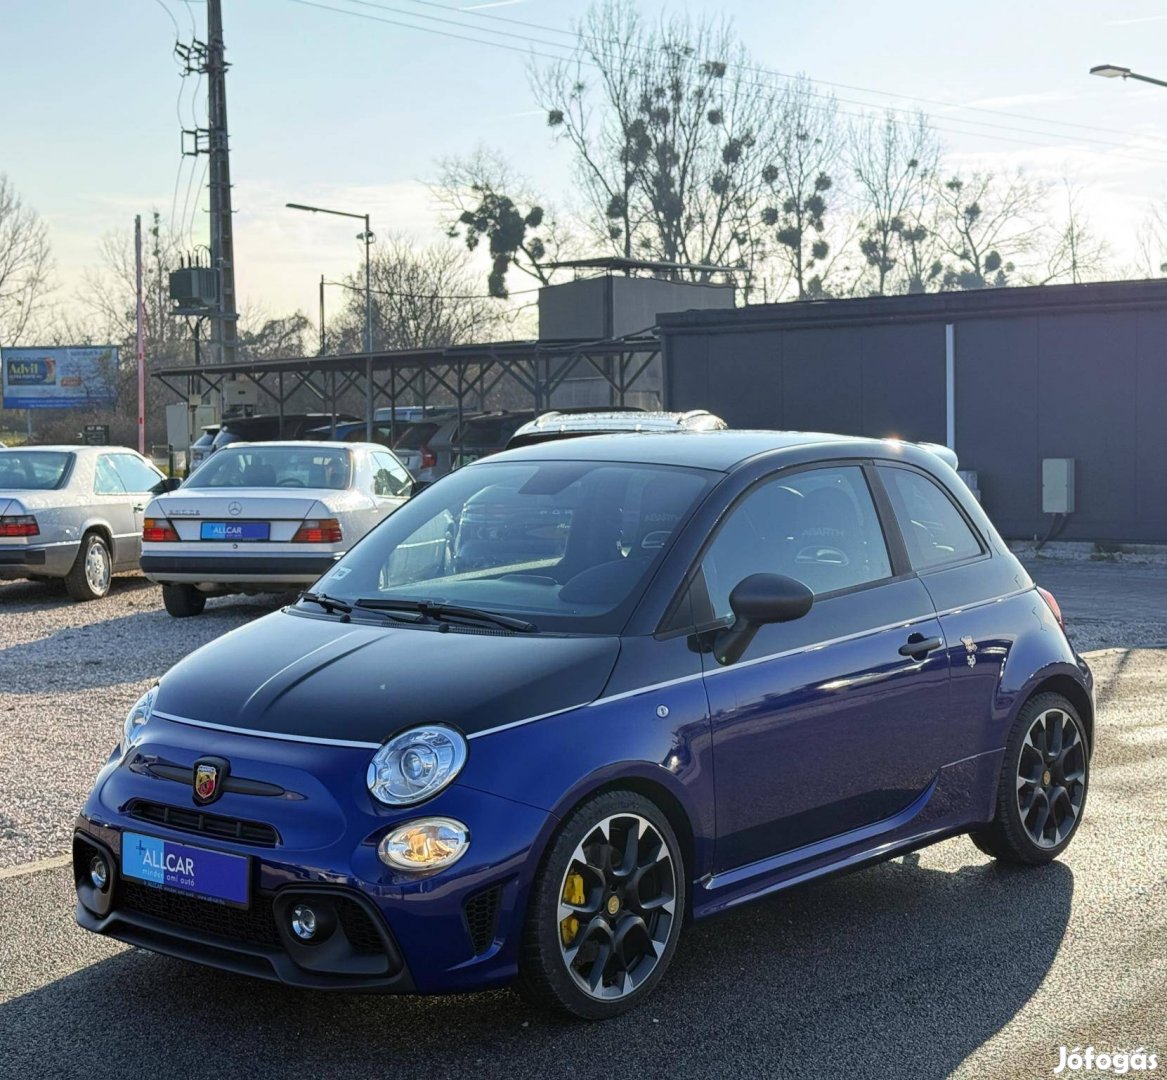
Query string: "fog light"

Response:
xmin=378 ymin=817 xmax=469 ymax=872
xmin=291 ymin=904 xmax=318 ymax=941
xmin=89 ymin=854 xmax=109 ymax=891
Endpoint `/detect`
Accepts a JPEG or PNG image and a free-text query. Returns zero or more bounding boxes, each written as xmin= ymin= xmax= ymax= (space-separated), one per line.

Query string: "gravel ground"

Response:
xmin=0 ymin=574 xmax=284 ymax=869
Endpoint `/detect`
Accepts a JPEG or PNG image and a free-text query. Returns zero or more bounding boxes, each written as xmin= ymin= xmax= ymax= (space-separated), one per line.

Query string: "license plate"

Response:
xmin=122 ymin=831 xmax=251 ymax=907
xmin=200 ymin=521 xmax=270 ymax=541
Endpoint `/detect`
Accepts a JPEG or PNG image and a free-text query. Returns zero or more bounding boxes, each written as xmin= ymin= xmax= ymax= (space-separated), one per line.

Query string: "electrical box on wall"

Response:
xmin=1042 ymin=458 xmax=1075 ymax=514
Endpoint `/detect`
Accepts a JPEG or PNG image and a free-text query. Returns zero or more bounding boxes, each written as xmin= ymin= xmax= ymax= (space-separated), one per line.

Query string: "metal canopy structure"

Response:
xmin=151 ymin=333 xmax=663 ymax=440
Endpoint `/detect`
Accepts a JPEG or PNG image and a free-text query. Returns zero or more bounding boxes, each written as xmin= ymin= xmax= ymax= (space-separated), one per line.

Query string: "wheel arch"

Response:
xmin=1026 ymin=672 xmax=1095 ymax=750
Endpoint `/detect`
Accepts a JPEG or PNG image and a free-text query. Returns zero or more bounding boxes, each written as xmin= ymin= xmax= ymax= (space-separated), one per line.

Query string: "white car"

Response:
xmin=140 ymin=441 xmax=414 ymax=616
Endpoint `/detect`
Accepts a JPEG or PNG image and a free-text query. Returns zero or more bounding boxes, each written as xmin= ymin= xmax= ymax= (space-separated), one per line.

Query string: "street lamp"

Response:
xmin=1090 ymin=64 xmax=1167 ymax=89
xmin=286 ymin=201 xmax=376 ymax=438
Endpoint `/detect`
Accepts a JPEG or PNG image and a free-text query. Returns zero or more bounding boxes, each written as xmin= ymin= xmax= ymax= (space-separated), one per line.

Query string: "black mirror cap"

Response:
xmin=153 ymin=476 xmax=183 ymax=494
xmin=729 ymin=573 xmax=814 ymax=626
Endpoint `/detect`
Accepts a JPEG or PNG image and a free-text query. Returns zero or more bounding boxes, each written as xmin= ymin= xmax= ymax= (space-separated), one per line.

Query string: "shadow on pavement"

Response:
xmin=0 ymin=856 xmax=1073 ymax=1080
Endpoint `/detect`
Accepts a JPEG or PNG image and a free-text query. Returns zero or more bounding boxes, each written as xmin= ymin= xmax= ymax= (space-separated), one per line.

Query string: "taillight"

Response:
xmin=420 ymin=446 xmax=436 ymax=469
xmin=0 ymin=515 xmax=39 ymax=537
xmin=1037 ymin=586 xmax=1065 ymax=630
xmin=143 ymin=518 xmax=180 ymax=542
xmin=292 ymin=518 xmax=343 ymax=543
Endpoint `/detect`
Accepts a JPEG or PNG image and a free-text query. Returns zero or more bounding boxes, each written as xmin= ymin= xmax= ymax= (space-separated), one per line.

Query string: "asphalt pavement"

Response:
xmin=1 ymin=565 xmax=1164 ymax=1079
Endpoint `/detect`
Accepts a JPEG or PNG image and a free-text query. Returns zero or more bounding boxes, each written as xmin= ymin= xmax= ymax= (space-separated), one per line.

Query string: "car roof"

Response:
xmin=484 ymin=429 xmax=946 ymax=472
xmin=511 ymin=409 xmax=725 ymax=440
xmin=0 ymin=445 xmax=136 ymax=456
xmin=207 ymin=440 xmax=356 ymax=452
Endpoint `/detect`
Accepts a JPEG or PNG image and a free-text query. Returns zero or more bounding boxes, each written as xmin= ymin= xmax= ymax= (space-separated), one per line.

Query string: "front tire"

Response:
xmin=518 ymin=790 xmax=685 ymax=1020
xmin=64 ymin=532 xmax=111 ymax=601
xmin=971 ymin=692 xmax=1090 ymax=864
xmin=162 ymin=583 xmax=207 ymax=618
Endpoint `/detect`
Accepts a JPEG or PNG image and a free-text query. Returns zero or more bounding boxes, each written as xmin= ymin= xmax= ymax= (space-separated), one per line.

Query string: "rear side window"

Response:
xmin=395 ymin=423 xmax=439 ymax=449
xmin=701 ymin=465 xmax=892 ymax=615
xmin=878 ymin=466 xmax=983 ymax=570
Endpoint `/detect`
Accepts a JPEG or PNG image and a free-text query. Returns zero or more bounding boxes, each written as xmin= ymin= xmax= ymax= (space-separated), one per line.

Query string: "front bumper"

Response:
xmin=73 ymin=718 xmax=554 ymax=993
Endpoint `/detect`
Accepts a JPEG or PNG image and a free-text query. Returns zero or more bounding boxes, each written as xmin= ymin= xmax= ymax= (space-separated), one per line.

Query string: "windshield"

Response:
xmin=308 ymin=459 xmax=713 ymax=634
xmin=0 ymin=451 xmax=74 ymax=490
xmin=184 ymin=446 xmax=352 ymax=490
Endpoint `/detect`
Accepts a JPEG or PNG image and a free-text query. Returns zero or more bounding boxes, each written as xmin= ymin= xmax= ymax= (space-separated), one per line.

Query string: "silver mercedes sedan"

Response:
xmin=0 ymin=446 xmax=172 ymax=601
xmin=139 ymin=441 xmax=414 ymax=616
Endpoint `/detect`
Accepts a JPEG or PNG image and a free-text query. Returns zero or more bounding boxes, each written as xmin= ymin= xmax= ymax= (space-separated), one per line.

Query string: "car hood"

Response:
xmin=154 ymin=609 xmax=620 ymax=743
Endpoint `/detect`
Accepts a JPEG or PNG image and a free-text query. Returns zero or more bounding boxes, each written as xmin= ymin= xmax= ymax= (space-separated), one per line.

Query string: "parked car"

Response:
xmin=305 ymin=420 xmax=402 ymax=449
xmin=373 ymin=405 xmax=454 ymax=426
xmin=139 ymin=441 xmax=414 ymax=616
xmin=75 ymin=430 xmax=1093 ymax=1019
xmin=0 ymin=445 xmax=172 ymax=600
xmin=188 ymin=425 xmax=220 ymax=470
xmin=505 ymin=409 xmax=725 ymax=449
xmin=208 ymin=414 xmax=360 ymax=455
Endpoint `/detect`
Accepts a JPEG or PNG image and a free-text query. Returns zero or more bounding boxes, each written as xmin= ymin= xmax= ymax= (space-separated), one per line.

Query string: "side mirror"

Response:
xmin=409 ymin=479 xmax=431 ymax=497
xmin=152 ymin=476 xmax=182 ymax=495
xmin=714 ymin=573 xmax=814 ymax=666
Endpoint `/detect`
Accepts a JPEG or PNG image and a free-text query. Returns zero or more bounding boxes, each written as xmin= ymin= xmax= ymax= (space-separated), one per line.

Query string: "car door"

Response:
xmin=92 ymin=454 xmax=138 ymax=569
xmin=875 ymin=463 xmax=1017 ymax=763
xmin=109 ymin=453 xmax=165 ymax=565
xmin=697 ymin=462 xmax=951 ymax=872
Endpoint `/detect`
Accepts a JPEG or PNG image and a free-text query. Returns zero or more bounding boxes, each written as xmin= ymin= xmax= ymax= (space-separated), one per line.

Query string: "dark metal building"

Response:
xmin=659 ymin=279 xmax=1167 ymax=544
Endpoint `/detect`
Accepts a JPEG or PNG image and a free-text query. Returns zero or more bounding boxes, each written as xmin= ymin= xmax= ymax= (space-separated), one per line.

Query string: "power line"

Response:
xmin=361 ymin=0 xmax=1167 ymax=147
xmin=281 ymin=0 xmax=1167 ymax=167
xmin=150 ymin=0 xmax=181 ymax=36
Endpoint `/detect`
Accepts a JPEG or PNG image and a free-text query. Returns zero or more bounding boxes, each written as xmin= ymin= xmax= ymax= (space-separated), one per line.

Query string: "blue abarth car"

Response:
xmin=74 ymin=431 xmax=1093 ymax=1019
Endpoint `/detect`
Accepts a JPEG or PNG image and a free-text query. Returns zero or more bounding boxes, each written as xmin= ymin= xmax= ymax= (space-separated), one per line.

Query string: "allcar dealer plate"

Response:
xmin=200 ymin=521 xmax=270 ymax=541
xmin=122 ymin=832 xmax=250 ymax=907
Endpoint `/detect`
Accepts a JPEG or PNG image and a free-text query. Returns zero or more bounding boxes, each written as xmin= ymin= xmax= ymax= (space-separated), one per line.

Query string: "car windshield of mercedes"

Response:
xmin=301 ymin=458 xmax=713 ymax=634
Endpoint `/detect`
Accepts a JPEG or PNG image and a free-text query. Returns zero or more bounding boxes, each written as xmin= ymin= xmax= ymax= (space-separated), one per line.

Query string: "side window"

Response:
xmin=93 ymin=455 xmax=127 ymax=495
xmin=110 ymin=453 xmax=163 ymax=493
xmin=372 ymin=452 xmax=411 ymax=497
xmin=701 ymin=465 xmax=892 ymax=618
xmin=878 ymin=466 xmax=984 ymax=570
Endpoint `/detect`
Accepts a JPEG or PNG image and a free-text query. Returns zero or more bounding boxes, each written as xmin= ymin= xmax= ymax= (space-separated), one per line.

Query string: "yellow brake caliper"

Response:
xmin=560 ymin=872 xmax=584 ymax=946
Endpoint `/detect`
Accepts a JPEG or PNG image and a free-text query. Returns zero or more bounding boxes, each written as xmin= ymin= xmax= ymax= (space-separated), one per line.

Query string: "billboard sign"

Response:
xmin=1 ymin=346 xmax=119 ymax=409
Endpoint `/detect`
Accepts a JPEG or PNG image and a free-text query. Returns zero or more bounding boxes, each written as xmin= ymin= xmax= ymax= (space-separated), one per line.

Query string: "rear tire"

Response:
xmin=64 ymin=532 xmax=111 ymax=601
xmin=162 ymin=583 xmax=207 ymax=618
xmin=970 ymin=691 xmax=1089 ymax=865
xmin=517 ymin=790 xmax=685 ymax=1020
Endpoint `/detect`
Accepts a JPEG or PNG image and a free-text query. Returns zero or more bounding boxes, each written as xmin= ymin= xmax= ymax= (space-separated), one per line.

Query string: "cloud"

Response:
xmin=1105 ymin=13 xmax=1167 ymax=25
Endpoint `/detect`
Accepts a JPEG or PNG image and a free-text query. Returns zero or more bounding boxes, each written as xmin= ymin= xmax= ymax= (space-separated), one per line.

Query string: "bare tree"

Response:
xmin=532 ymin=0 xmax=778 ymax=285
xmin=850 ymin=110 xmax=942 ymax=295
xmin=933 ymin=170 xmax=1046 ymax=289
xmin=329 ymin=237 xmax=510 ymax=352
xmin=0 ymin=174 xmax=53 ymax=344
xmin=1040 ymin=181 xmax=1110 ymax=285
xmin=435 ymin=148 xmax=573 ymax=298
xmin=1134 ymin=192 xmax=1167 ymax=278
xmin=760 ymin=76 xmax=845 ymax=299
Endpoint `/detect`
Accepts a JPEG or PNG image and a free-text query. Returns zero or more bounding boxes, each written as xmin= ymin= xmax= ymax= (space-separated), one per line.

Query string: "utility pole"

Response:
xmin=134 ymin=215 xmax=146 ymax=454
xmin=206 ymin=0 xmax=238 ymax=365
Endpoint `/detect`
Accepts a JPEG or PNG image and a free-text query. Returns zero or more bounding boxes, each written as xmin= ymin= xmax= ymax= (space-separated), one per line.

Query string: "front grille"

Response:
xmin=464 ymin=884 xmax=502 ymax=954
xmin=336 ymin=898 xmax=386 ymax=954
xmin=118 ymin=880 xmax=282 ymax=948
xmin=127 ymin=799 xmax=280 ymax=847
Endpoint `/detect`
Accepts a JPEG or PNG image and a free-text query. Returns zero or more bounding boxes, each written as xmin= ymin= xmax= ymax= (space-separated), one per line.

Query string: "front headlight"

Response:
xmin=121 ymin=686 xmax=158 ymax=755
xmin=366 ymin=725 xmax=467 ymax=806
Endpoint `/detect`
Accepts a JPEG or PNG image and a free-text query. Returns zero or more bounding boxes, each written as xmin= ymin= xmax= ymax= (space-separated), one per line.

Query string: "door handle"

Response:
xmin=899 ymin=634 xmax=942 ymax=659
xmin=133 ymin=504 xmax=145 ymax=513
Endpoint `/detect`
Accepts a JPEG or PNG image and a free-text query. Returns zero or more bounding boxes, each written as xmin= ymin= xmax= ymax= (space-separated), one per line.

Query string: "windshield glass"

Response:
xmin=308 ymin=459 xmax=713 ymax=634
xmin=184 ymin=446 xmax=352 ymax=490
xmin=0 ymin=451 xmax=74 ymax=490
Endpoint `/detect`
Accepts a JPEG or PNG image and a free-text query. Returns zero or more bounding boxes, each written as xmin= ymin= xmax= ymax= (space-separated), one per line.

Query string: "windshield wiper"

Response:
xmin=300 ymin=591 xmax=425 ymax=623
xmin=354 ymin=598 xmax=537 ymax=633
xmin=299 ymin=591 xmax=353 ymax=615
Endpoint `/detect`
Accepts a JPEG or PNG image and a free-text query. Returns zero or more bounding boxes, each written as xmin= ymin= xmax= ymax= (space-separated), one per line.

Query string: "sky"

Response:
xmin=3 ymin=0 xmax=1167 ymax=326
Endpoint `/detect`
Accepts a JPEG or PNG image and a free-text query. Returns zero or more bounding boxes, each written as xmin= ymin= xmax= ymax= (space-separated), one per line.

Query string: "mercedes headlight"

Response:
xmin=366 ymin=725 xmax=467 ymax=806
xmin=121 ymin=686 xmax=158 ymax=755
